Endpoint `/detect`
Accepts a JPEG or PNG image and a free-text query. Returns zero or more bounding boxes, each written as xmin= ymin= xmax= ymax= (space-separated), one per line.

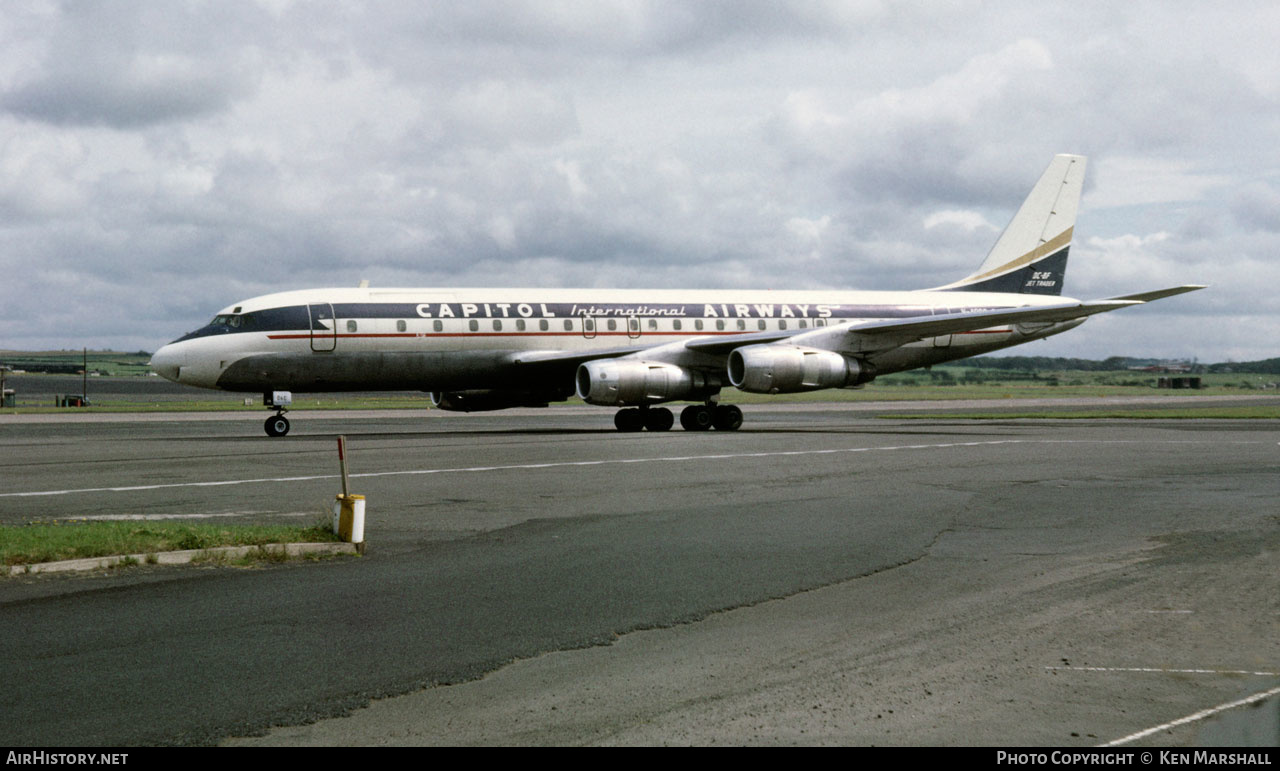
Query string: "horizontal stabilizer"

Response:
xmin=1102 ymin=285 xmax=1207 ymax=303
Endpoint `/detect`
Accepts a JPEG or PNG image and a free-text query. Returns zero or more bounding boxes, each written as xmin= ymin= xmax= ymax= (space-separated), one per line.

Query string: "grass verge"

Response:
xmin=1 ymin=519 xmax=343 ymax=567
xmin=879 ymin=405 xmax=1280 ymax=420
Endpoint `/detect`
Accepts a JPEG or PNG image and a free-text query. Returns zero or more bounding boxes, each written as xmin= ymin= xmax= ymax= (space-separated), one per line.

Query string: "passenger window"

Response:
xmin=696 ymin=320 xmax=704 ymax=331
xmin=798 ymin=319 xmax=807 ymax=328
xmin=516 ymin=319 xmax=526 ymax=331
xmin=758 ymin=320 xmax=766 ymax=330
xmin=737 ymin=319 xmax=746 ymax=330
xmin=396 ymin=320 xmax=407 ymax=332
xmin=673 ymin=319 xmax=682 ymax=331
xmin=469 ymin=320 xmax=479 ymax=332
xmin=816 ymin=319 xmax=826 ymax=327
xmin=646 ymin=319 xmax=656 ymax=331
xmin=779 ymin=320 xmax=787 ymax=330
xmin=563 ymin=319 xmax=573 ymax=331
xmin=433 ymin=320 xmax=443 ymax=332
xmin=540 ymin=319 xmax=549 ymax=331
xmin=716 ymin=320 xmax=725 ymax=331
xmin=346 ymin=320 xmax=357 ymax=333
xmin=493 ymin=320 xmax=502 ymax=331
xmin=607 ymin=319 xmax=617 ymax=331
xmin=585 ymin=319 xmax=595 ymax=332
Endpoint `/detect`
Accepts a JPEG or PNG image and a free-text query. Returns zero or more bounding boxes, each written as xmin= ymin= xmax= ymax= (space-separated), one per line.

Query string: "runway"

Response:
xmin=1 ymin=405 xmax=1277 ymax=745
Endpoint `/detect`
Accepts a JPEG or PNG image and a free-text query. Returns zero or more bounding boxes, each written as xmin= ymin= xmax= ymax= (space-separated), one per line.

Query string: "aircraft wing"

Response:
xmin=510 ymin=329 xmax=802 ymax=369
xmin=513 ymin=286 xmax=1205 ymax=369
xmin=510 ymin=345 xmax=640 ymax=369
xmin=821 ymin=299 xmax=1134 ymax=344
xmin=793 ymin=288 xmax=1205 ymax=354
xmin=680 ymin=299 xmax=1133 ymax=356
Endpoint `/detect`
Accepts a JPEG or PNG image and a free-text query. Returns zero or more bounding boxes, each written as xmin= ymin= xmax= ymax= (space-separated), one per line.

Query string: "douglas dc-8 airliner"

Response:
xmin=150 ymin=154 xmax=1203 ymax=436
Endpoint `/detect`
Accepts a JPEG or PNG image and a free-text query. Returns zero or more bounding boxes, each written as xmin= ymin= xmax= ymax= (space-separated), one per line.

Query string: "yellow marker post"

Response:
xmin=337 ymin=494 xmax=365 ymax=546
xmin=332 ymin=436 xmax=366 ymax=553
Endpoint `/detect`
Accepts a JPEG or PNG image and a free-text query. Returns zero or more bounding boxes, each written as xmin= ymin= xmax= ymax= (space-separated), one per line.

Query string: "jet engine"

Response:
xmin=428 ymin=389 xmax=562 ymax=412
xmin=727 ymin=344 xmax=873 ymax=394
xmin=575 ymin=359 xmax=719 ymax=406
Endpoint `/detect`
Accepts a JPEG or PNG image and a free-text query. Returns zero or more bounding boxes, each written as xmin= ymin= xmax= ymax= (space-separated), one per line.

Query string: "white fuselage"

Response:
xmin=150 ymin=286 xmax=1077 ymax=394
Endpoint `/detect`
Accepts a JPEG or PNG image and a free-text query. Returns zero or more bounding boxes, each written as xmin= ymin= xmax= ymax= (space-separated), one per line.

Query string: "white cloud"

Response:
xmin=1087 ymin=157 xmax=1235 ymax=209
xmin=922 ymin=210 xmax=997 ymax=233
xmin=0 ymin=1 xmax=1276 ymax=361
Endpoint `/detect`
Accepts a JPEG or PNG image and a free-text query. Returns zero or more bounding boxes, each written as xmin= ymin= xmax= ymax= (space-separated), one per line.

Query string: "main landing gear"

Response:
xmin=613 ymin=403 xmax=743 ymax=432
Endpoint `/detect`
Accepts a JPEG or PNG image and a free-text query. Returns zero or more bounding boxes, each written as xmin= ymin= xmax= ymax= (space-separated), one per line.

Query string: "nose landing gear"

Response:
xmin=264 ymin=413 xmax=290 ymax=437
xmin=263 ymin=391 xmax=293 ymax=437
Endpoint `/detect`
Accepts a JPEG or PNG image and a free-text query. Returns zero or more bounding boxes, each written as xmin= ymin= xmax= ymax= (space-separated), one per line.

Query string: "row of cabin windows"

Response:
xmin=340 ymin=317 xmax=833 ymax=333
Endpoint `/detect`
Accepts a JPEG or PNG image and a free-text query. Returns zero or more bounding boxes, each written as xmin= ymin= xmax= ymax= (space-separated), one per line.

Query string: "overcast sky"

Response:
xmin=2 ymin=1 xmax=1277 ymax=361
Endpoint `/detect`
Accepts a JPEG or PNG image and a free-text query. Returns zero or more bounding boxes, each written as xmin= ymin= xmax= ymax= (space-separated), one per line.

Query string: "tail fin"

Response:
xmin=937 ymin=154 xmax=1086 ymax=295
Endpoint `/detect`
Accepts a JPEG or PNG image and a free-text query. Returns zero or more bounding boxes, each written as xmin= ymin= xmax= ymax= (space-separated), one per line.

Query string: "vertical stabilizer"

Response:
xmin=938 ymin=154 xmax=1086 ymax=295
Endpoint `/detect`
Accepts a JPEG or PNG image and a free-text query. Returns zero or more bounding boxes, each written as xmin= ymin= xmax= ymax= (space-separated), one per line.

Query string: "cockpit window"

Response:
xmin=175 ymin=305 xmax=296 ymax=343
xmin=211 ymin=314 xmax=248 ymax=329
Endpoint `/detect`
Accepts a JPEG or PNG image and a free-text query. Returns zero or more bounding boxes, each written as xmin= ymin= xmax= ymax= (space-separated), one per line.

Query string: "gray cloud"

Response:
xmin=1 ymin=1 xmax=263 ymax=128
xmin=0 ymin=1 xmax=1275 ymax=359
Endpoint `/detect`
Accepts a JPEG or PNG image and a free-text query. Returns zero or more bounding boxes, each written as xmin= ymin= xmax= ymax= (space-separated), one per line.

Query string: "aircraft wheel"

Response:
xmin=264 ymin=415 xmax=290 ymax=437
xmin=680 ymin=405 xmax=713 ymax=431
xmin=614 ymin=408 xmax=644 ymax=432
xmin=711 ymin=404 xmax=743 ymax=431
xmin=643 ymin=407 xmax=674 ymax=432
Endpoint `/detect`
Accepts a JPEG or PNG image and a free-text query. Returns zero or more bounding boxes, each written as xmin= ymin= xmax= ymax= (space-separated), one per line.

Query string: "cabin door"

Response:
xmin=308 ymin=303 xmax=337 ymax=352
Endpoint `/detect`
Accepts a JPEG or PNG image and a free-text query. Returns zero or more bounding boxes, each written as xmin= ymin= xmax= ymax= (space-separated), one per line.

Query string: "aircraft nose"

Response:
xmin=149 ymin=343 xmax=186 ymax=383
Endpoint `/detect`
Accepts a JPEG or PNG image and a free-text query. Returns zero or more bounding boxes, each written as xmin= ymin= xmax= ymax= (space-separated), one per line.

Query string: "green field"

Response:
xmin=1 ymin=519 xmax=343 ymax=568
xmin=882 ymin=405 xmax=1280 ymax=420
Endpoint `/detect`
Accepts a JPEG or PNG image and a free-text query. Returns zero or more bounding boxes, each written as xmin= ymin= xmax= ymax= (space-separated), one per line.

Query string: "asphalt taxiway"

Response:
xmin=1 ymin=404 xmax=1277 ymax=745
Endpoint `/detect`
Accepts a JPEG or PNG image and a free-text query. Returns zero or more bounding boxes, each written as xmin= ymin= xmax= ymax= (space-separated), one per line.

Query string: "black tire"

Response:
xmin=264 ymin=415 xmax=290 ymax=437
xmin=711 ymin=404 xmax=743 ymax=431
xmin=614 ymin=409 xmax=644 ymax=432
xmin=643 ymin=407 xmax=674 ymax=432
xmin=680 ymin=405 xmax=714 ymax=431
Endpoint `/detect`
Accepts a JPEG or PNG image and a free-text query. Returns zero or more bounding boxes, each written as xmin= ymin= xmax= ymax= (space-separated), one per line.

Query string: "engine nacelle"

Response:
xmin=575 ymin=359 xmax=719 ymax=406
xmin=428 ymin=389 xmax=558 ymax=412
xmin=727 ymin=344 xmax=873 ymax=394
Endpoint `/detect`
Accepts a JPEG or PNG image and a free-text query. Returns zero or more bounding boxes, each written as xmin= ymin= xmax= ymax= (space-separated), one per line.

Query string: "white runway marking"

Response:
xmin=1102 ymin=683 xmax=1280 ymax=746
xmin=77 ymin=511 xmax=315 ymax=521
xmin=1047 ymin=666 xmax=1280 ymax=676
xmin=2 ymin=439 xmax=1037 ymax=498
